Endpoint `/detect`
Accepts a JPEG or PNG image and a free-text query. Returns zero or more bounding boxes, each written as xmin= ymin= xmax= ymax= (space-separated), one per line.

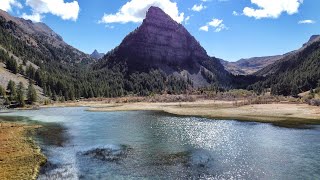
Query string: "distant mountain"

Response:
xmin=221 ymin=55 xmax=283 ymax=75
xmin=255 ymin=35 xmax=320 ymax=77
xmin=90 ymin=50 xmax=105 ymax=60
xmin=249 ymin=35 xmax=320 ymax=96
xmin=222 ymin=35 xmax=320 ymax=76
xmin=0 ymin=10 xmax=92 ymax=64
xmin=0 ymin=10 xmax=97 ymax=101
xmin=97 ymin=6 xmax=231 ymax=88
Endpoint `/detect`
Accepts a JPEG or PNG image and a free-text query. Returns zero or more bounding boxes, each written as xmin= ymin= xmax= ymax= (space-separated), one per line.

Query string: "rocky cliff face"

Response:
xmin=101 ymin=6 xmax=230 ymax=87
xmin=303 ymin=35 xmax=320 ymax=47
xmin=119 ymin=6 xmax=208 ymax=69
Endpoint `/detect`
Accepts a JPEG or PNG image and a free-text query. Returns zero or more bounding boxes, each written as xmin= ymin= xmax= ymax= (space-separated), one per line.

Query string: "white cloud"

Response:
xmin=22 ymin=12 xmax=42 ymax=22
xmin=191 ymin=4 xmax=206 ymax=12
xmin=232 ymin=11 xmax=239 ymax=16
xmin=100 ymin=0 xmax=184 ymax=24
xmin=243 ymin=0 xmax=303 ymax=19
xmin=22 ymin=0 xmax=80 ymax=22
xmin=199 ymin=25 xmax=209 ymax=32
xmin=208 ymin=19 xmax=223 ymax=27
xmin=298 ymin=19 xmax=315 ymax=24
xmin=185 ymin=16 xmax=190 ymax=24
xmin=0 ymin=0 xmax=22 ymax=12
xmin=200 ymin=18 xmax=227 ymax=32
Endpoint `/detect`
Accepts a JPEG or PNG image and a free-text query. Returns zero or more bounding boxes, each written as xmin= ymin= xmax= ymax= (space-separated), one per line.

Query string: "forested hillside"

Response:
xmin=249 ymin=40 xmax=320 ymax=96
xmin=0 ymin=8 xmax=236 ymax=105
xmin=2 ymin=6 xmax=319 ymax=106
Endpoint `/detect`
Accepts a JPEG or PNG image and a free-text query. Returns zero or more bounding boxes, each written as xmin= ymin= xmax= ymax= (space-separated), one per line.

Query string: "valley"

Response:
xmin=0 ymin=4 xmax=320 ymax=180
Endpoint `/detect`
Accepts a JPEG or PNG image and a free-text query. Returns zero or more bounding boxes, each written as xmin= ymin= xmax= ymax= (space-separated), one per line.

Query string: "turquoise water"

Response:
xmin=1 ymin=107 xmax=320 ymax=179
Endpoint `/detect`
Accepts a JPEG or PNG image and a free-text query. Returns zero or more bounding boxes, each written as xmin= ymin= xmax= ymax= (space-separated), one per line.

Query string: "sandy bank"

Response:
xmin=85 ymin=100 xmax=320 ymax=127
xmin=41 ymin=99 xmax=320 ymax=127
xmin=0 ymin=121 xmax=46 ymax=180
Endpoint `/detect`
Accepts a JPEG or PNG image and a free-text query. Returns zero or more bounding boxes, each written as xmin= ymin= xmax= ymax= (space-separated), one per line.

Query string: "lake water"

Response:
xmin=1 ymin=107 xmax=320 ymax=179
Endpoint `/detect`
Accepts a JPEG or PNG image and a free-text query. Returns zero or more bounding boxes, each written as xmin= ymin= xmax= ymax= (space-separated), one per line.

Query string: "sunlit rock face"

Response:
xmin=102 ymin=6 xmax=231 ymax=87
xmin=115 ymin=6 xmax=213 ymax=73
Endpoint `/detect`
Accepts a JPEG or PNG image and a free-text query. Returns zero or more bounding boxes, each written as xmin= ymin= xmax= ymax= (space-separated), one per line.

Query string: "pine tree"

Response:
xmin=26 ymin=64 xmax=35 ymax=79
xmin=6 ymin=57 xmax=18 ymax=74
xmin=0 ymin=85 xmax=6 ymax=98
xmin=27 ymin=82 xmax=37 ymax=104
xmin=291 ymin=85 xmax=299 ymax=98
xmin=52 ymin=91 xmax=57 ymax=101
xmin=7 ymin=80 xmax=16 ymax=101
xmin=16 ymin=82 xmax=25 ymax=107
xmin=18 ymin=64 xmax=25 ymax=75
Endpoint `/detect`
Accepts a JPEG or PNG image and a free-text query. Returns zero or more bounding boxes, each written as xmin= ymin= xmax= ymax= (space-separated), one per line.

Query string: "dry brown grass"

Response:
xmin=0 ymin=122 xmax=46 ymax=180
xmin=41 ymin=93 xmax=320 ymax=126
xmin=86 ymin=100 xmax=320 ymax=127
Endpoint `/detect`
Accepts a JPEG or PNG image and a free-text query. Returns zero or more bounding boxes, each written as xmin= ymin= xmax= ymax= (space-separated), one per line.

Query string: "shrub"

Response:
xmin=308 ymin=99 xmax=320 ymax=106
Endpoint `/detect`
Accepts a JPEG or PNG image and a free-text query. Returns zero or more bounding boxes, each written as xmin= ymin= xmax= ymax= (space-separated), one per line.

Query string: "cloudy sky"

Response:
xmin=1 ymin=0 xmax=319 ymax=61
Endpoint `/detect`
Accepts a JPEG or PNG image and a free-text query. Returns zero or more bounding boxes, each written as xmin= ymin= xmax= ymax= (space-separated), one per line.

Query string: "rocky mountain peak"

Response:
xmin=118 ymin=6 xmax=209 ymax=72
xmin=101 ymin=6 xmax=230 ymax=87
xmin=90 ymin=49 xmax=105 ymax=59
xmin=303 ymin=35 xmax=320 ymax=47
xmin=144 ymin=6 xmax=179 ymax=27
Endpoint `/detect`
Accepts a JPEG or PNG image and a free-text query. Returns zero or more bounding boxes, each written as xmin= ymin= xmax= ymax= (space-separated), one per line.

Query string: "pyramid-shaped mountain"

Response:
xmin=99 ymin=6 xmax=231 ymax=87
xmin=91 ymin=49 xmax=105 ymax=59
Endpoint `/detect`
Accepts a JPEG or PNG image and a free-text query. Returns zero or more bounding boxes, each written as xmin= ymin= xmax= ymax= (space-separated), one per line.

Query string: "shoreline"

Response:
xmin=0 ymin=121 xmax=46 ymax=180
xmin=43 ymin=100 xmax=320 ymax=127
xmin=0 ymin=99 xmax=319 ymax=179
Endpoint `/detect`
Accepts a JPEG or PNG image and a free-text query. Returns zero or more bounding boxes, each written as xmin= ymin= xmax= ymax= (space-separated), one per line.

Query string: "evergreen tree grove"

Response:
xmin=16 ymin=82 xmax=25 ymax=107
xmin=27 ymin=82 xmax=37 ymax=104
xmin=7 ymin=80 xmax=16 ymax=101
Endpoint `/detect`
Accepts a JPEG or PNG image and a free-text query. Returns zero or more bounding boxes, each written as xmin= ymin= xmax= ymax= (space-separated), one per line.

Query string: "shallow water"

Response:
xmin=1 ymin=107 xmax=320 ymax=179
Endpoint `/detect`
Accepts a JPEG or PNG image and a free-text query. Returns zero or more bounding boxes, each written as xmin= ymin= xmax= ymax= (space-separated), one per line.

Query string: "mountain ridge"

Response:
xmin=255 ymin=34 xmax=320 ymax=77
xmin=221 ymin=34 xmax=320 ymax=76
xmin=249 ymin=35 xmax=320 ymax=96
xmin=98 ymin=6 xmax=231 ymax=88
xmin=0 ymin=10 xmax=92 ymax=64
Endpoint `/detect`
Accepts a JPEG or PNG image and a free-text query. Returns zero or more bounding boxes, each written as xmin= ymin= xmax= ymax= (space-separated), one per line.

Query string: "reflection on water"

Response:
xmin=1 ymin=108 xmax=320 ymax=179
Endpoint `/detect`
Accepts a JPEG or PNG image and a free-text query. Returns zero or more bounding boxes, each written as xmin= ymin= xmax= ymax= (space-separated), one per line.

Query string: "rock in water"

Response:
xmin=80 ymin=145 xmax=130 ymax=162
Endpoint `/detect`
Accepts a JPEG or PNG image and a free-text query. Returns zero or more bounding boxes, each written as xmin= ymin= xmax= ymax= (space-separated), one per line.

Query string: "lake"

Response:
xmin=1 ymin=107 xmax=320 ymax=179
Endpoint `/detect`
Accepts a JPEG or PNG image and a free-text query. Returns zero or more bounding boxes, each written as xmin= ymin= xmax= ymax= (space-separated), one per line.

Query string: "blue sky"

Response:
xmin=1 ymin=0 xmax=320 ymax=61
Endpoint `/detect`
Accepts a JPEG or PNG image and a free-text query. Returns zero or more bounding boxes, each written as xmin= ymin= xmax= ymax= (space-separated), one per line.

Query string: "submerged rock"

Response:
xmin=189 ymin=149 xmax=213 ymax=168
xmin=152 ymin=149 xmax=213 ymax=168
xmin=153 ymin=151 xmax=191 ymax=166
xmin=79 ymin=145 xmax=131 ymax=162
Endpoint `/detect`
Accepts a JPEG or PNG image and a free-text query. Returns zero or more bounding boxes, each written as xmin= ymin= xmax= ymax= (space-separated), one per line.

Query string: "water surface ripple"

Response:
xmin=2 ymin=107 xmax=319 ymax=179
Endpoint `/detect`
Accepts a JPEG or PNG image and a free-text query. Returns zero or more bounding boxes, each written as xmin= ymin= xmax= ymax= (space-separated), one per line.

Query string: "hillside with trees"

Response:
xmin=1 ymin=7 xmax=320 ymax=108
xmin=249 ymin=39 xmax=320 ymax=97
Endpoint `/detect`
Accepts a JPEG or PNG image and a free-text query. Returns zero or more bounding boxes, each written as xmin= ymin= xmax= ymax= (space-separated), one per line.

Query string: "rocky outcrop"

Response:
xmin=101 ymin=6 xmax=230 ymax=87
xmin=79 ymin=145 xmax=131 ymax=162
xmin=303 ymin=35 xmax=320 ymax=47
xmin=119 ymin=7 xmax=208 ymax=68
